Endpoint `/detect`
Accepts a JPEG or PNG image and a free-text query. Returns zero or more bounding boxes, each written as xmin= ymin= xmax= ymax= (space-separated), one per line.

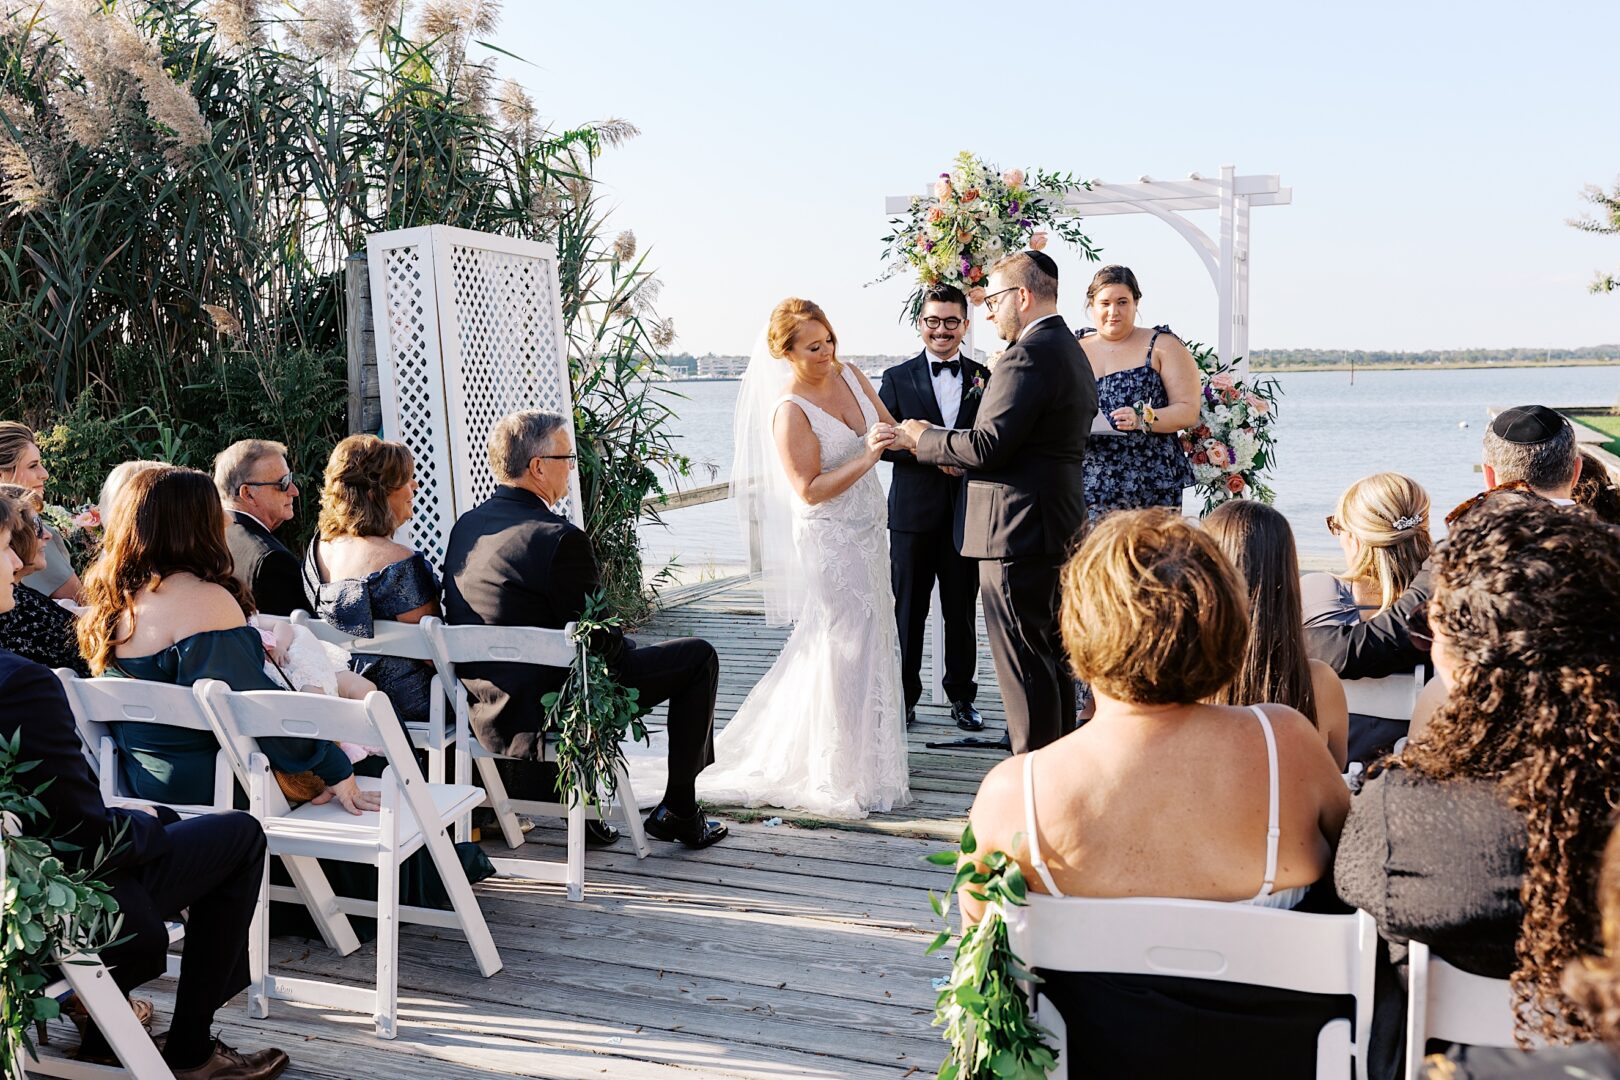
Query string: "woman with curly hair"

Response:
xmin=1336 ymin=495 xmax=1620 ymax=1079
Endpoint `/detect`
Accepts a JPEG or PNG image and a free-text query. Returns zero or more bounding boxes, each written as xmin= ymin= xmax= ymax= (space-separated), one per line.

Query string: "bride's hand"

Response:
xmin=865 ymin=423 xmax=895 ymax=454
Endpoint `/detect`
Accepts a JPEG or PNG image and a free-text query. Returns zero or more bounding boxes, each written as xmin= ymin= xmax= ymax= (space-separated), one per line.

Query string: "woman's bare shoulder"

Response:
xmin=131 ymin=576 xmax=245 ymax=642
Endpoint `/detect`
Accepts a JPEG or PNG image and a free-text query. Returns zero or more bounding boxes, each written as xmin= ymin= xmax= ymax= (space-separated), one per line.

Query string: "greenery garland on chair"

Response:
xmin=1 ymin=731 xmax=125 ymax=1080
xmin=540 ymin=592 xmax=650 ymax=815
xmin=924 ymin=824 xmax=1058 ymax=1080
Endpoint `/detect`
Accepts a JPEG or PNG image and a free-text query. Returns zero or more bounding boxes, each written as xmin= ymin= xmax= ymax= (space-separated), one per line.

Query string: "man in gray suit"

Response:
xmin=889 ymin=250 xmax=1097 ymax=753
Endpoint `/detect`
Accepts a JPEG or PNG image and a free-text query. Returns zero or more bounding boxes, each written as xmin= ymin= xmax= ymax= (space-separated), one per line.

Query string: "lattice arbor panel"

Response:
xmin=367 ymin=226 xmax=578 ymax=571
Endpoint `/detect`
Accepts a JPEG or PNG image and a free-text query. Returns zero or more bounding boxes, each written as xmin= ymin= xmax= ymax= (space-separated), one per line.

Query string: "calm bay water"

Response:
xmin=639 ymin=365 xmax=1620 ymax=578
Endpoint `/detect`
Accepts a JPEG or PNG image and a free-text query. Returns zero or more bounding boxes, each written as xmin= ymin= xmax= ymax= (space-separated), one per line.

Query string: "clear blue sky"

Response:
xmin=498 ymin=0 xmax=1618 ymax=357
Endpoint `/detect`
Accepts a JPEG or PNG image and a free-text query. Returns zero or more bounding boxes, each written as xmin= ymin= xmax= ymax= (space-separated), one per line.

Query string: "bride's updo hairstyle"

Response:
xmin=317 ymin=434 xmax=414 ymax=540
xmin=1332 ymin=471 xmax=1431 ymax=613
xmin=1061 ymin=508 xmax=1248 ymax=706
xmin=767 ymin=298 xmax=839 ymax=367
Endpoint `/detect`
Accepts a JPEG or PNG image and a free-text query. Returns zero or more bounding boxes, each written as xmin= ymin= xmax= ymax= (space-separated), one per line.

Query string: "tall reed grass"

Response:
xmin=0 ymin=0 xmax=685 ymax=617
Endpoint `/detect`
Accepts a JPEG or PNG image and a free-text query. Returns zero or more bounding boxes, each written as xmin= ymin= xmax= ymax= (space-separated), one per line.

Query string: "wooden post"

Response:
xmin=345 ymin=253 xmax=382 ymax=435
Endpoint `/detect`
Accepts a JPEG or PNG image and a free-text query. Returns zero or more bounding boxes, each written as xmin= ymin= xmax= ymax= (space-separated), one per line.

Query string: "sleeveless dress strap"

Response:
xmin=1248 ymin=705 xmax=1281 ymax=901
xmin=1144 ymin=326 xmax=1167 ymax=368
xmin=1022 ymin=752 xmax=1064 ymax=897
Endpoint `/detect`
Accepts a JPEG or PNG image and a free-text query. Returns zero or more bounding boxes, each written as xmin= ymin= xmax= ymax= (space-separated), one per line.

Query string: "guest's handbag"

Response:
xmin=263 ymin=650 xmax=328 ymax=806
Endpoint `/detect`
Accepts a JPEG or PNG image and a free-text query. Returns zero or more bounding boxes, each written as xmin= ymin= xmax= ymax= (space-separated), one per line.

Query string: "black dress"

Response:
xmin=0 ymin=582 xmax=89 ymax=676
xmin=1079 ymin=325 xmax=1195 ymax=518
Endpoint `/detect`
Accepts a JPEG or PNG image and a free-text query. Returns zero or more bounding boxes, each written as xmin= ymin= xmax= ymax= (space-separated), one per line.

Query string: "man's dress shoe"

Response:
xmin=951 ymin=701 xmax=985 ymax=732
xmin=643 ymin=802 xmax=729 ymax=849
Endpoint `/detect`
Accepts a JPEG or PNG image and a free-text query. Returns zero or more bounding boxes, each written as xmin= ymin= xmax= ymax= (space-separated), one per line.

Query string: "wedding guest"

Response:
xmin=1426 ymin=820 xmax=1620 ymax=1078
xmin=1302 ymin=472 xmax=1432 ymax=759
xmin=961 ymin=509 xmax=1350 ymax=1075
xmin=100 ymin=459 xmax=165 ymax=523
xmin=877 ymin=282 xmax=987 ymax=732
xmin=0 ymin=419 xmax=82 ymax=601
xmin=1482 ymin=405 xmax=1582 ymax=502
xmin=1204 ymin=501 xmax=1348 ymax=769
xmin=0 ymin=493 xmax=291 ymax=1080
xmin=215 ymin=439 xmax=311 ymax=617
xmin=302 ymin=435 xmax=438 ymax=725
xmin=77 ymin=465 xmax=372 ymax=812
xmin=444 ymin=409 xmax=728 ymax=849
xmin=0 ymin=483 xmax=89 ymax=675
xmin=1573 ymin=449 xmax=1620 ymax=524
xmin=1075 ymin=265 xmax=1198 ymax=518
xmin=1336 ymin=497 xmax=1620 ymax=1079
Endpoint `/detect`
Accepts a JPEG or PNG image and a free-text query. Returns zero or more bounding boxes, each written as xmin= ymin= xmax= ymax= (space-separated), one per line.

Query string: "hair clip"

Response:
xmin=1392 ymin=514 xmax=1423 ymax=530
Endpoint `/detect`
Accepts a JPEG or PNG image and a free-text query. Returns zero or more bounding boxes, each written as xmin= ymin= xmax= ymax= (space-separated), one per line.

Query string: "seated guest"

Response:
xmin=961 ymin=509 xmax=1351 ymax=1076
xmin=0 ymin=483 xmax=88 ymax=674
xmin=1573 ymin=449 xmax=1620 ymax=524
xmin=215 ymin=439 xmax=311 ymax=617
xmin=1303 ymin=472 xmax=1434 ymax=757
xmin=1204 ymin=501 xmax=1348 ymax=769
xmin=1482 ymin=404 xmax=1582 ymax=503
xmin=76 ymin=465 xmax=372 ymax=812
xmin=1425 ymin=819 xmax=1620 ymax=1079
xmin=0 ymin=419 xmax=82 ymax=602
xmin=444 ymin=409 xmax=728 ymax=849
xmin=0 ymin=491 xmax=290 ymax=1080
xmin=301 ymin=435 xmax=437 ymax=725
xmin=1336 ymin=496 xmax=1620 ymax=1079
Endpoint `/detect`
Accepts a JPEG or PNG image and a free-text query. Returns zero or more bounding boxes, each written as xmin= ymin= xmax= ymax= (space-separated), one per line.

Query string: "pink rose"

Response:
xmin=72 ymin=507 xmax=101 ymax=530
xmin=1246 ymin=394 xmax=1270 ymax=415
xmin=1192 ymin=451 xmax=1209 ymax=465
xmin=933 ymin=179 xmax=952 ymax=201
xmin=1221 ymin=386 xmax=1241 ymax=404
xmin=967 ymin=286 xmax=987 ymax=306
xmin=1029 ymin=231 xmax=1049 ymax=251
xmin=926 ymin=206 xmax=945 ymax=224
xmin=1207 ymin=444 xmax=1231 ymax=468
xmin=1226 ymin=474 xmax=1247 ymax=494
xmin=1209 ymin=372 xmax=1236 ymax=392
xmin=1002 ymin=168 xmax=1025 ymax=188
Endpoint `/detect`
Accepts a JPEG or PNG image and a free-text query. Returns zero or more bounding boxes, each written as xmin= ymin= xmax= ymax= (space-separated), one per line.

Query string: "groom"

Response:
xmin=888 ymin=250 xmax=1096 ymax=754
xmin=878 ymin=283 xmax=987 ymax=733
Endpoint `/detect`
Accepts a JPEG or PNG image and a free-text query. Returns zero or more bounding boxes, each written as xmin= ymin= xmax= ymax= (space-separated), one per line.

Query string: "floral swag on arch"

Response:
xmin=878 ymin=151 xmax=1280 ymax=514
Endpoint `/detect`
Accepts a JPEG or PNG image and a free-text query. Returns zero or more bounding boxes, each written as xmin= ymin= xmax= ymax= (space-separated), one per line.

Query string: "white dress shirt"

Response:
xmin=927 ymin=350 xmax=965 ymax=428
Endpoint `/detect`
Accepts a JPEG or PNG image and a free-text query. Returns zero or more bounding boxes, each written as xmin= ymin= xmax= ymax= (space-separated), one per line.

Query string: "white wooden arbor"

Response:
xmin=885 ymin=165 xmax=1292 ymax=373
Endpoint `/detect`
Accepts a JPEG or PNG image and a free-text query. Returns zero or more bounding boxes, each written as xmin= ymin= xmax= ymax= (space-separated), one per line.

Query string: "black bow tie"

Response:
xmin=931 ymin=359 xmax=960 ymax=377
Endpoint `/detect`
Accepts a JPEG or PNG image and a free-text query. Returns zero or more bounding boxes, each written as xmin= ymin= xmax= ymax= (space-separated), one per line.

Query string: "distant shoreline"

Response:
xmin=658 ymin=358 xmax=1620 ymax=383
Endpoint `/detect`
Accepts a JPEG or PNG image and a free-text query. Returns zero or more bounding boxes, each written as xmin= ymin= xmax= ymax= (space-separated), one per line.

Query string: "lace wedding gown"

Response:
xmin=698 ymin=365 xmax=912 ymax=819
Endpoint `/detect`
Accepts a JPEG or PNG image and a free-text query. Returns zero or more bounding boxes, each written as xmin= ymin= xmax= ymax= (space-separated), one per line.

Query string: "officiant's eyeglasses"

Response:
xmin=242 ymin=474 xmax=296 ymax=494
xmin=535 ymin=453 xmax=577 ymax=467
xmin=982 ymin=286 xmax=1020 ymax=313
xmin=921 ymin=316 xmax=964 ymax=330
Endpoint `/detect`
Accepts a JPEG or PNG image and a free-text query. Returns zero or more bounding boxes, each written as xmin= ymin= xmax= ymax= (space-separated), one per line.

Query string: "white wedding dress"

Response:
xmin=697 ymin=365 xmax=912 ymax=819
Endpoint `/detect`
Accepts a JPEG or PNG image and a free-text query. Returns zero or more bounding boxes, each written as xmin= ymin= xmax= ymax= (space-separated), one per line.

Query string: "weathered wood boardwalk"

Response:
xmin=33 ymin=575 xmax=1006 ymax=1079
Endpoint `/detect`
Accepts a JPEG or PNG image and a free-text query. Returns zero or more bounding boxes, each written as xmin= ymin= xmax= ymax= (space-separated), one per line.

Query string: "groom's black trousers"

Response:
xmin=980 ymin=553 xmax=1075 ymax=753
xmin=890 ymin=527 xmax=980 ymax=712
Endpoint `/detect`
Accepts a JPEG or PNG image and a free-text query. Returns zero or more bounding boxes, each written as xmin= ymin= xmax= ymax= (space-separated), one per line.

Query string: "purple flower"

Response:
xmin=940 ymin=172 xmax=951 ymax=179
xmin=923 ymin=239 xmax=934 ymax=252
xmin=1008 ymin=200 xmax=1021 ymax=214
xmin=960 ymin=256 xmax=971 ymax=273
xmin=1018 ymin=218 xmax=1032 ymax=228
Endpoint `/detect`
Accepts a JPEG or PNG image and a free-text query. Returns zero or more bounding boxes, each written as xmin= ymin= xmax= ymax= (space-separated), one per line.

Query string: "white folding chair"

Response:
xmin=1342 ymin=667 xmax=1426 ymax=721
xmin=1004 ymin=896 xmax=1379 ymax=1080
xmin=1404 ymin=940 xmax=1526 ymax=1078
xmin=195 ymin=680 xmax=501 ymax=1038
xmin=51 ymin=671 xmax=362 ymax=963
xmin=4 ymin=811 xmax=178 ymax=1079
xmin=419 ymin=616 xmax=651 ymax=903
xmin=287 ymin=610 xmax=457 ymax=785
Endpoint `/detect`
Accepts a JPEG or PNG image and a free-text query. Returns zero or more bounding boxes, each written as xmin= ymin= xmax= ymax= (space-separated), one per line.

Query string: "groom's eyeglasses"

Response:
xmin=982 ymin=286 xmax=1020 ymax=313
xmin=921 ymin=316 xmax=963 ymax=331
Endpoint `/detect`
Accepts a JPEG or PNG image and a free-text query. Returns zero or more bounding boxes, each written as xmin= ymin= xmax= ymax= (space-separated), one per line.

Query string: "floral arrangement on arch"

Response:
xmin=879 ymin=151 xmax=1099 ymax=321
xmin=39 ymin=502 xmax=104 ymax=572
xmin=1179 ymin=341 xmax=1282 ymax=513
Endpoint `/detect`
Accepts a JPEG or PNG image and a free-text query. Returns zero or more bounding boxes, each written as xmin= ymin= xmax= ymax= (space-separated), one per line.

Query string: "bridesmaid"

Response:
xmin=1076 ymin=265 xmax=1199 ymax=519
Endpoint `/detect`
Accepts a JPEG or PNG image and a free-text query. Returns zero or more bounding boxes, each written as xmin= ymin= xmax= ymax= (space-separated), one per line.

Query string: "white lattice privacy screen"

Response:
xmin=366 ymin=226 xmax=582 ymax=566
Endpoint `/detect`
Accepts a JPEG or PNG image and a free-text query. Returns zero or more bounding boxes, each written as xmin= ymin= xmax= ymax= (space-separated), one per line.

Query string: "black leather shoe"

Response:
xmin=906 ymin=708 xmax=917 ymax=729
xmin=951 ymin=701 xmax=985 ymax=732
xmin=585 ymin=819 xmax=620 ymax=847
xmin=642 ymin=802 xmax=729 ymax=849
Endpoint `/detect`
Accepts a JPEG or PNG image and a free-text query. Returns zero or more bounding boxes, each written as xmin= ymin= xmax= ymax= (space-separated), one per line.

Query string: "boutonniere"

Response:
xmin=966 ymin=370 xmax=989 ymax=400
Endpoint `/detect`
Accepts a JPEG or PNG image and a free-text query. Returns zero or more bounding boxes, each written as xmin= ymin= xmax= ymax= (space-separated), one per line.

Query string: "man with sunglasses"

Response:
xmin=877 ymin=283 xmax=989 ymax=734
xmin=214 ymin=439 xmax=312 ymax=617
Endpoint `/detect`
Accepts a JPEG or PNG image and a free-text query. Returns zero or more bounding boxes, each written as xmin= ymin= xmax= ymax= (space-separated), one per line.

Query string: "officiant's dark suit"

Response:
xmin=878 ymin=350 xmax=988 ymax=727
xmin=913 ymin=314 xmax=1097 ymax=753
xmin=442 ymin=485 xmax=719 ymax=830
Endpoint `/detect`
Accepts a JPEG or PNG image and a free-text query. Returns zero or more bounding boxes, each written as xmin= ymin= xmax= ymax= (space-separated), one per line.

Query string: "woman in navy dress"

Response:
xmin=1076 ymin=265 xmax=1199 ymax=519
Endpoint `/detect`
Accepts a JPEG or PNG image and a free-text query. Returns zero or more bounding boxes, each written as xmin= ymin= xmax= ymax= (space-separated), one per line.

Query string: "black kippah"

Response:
xmin=1024 ymin=249 xmax=1059 ymax=281
xmin=1490 ymin=405 xmax=1567 ymax=444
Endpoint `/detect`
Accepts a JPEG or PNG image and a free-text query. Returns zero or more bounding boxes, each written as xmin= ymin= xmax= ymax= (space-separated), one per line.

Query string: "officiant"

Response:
xmin=878 ymin=283 xmax=987 ymax=733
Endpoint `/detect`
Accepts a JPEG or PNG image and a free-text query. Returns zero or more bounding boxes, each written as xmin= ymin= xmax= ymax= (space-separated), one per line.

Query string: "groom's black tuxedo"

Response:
xmin=878 ymin=351 xmax=988 ymax=715
xmin=914 ymin=316 xmax=1097 ymax=753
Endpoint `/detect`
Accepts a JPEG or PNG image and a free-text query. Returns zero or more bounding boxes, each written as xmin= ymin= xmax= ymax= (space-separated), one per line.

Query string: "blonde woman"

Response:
xmin=0 ymin=420 xmax=82 ymax=601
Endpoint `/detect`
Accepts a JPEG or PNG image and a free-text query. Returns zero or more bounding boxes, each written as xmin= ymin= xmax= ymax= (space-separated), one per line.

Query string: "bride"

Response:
xmin=697 ymin=298 xmax=912 ymax=819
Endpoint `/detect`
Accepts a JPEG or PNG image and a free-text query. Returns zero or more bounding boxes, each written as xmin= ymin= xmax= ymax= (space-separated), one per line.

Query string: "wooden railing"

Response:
xmin=640 ymin=481 xmax=731 ymax=513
